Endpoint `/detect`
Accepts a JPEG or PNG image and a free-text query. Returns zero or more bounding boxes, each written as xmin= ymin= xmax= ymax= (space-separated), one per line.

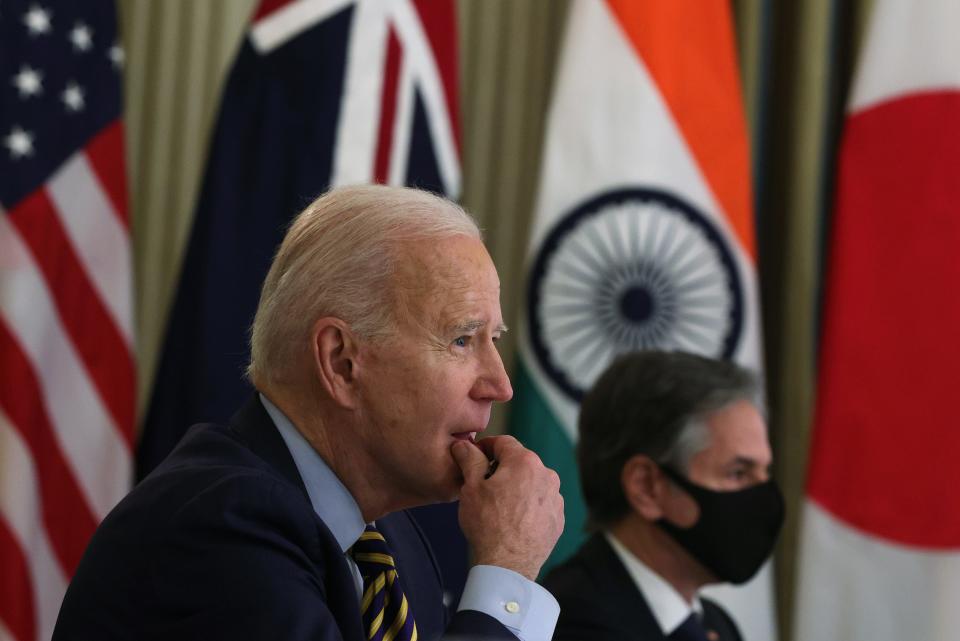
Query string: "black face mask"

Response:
xmin=655 ymin=465 xmax=785 ymax=584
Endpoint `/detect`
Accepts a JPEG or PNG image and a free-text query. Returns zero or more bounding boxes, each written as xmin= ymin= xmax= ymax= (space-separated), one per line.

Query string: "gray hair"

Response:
xmin=247 ymin=184 xmax=480 ymax=387
xmin=577 ymin=350 xmax=761 ymax=529
xmin=660 ymin=380 xmax=765 ymax=472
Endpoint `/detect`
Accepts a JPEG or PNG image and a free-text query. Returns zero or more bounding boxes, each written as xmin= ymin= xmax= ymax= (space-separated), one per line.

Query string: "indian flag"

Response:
xmin=509 ymin=1 xmax=773 ymax=639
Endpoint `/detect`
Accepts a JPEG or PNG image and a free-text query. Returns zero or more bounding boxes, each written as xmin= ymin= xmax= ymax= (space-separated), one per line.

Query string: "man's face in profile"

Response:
xmin=688 ymin=400 xmax=771 ymax=491
xmin=353 ymin=234 xmax=513 ymax=505
xmin=662 ymin=399 xmax=772 ymax=527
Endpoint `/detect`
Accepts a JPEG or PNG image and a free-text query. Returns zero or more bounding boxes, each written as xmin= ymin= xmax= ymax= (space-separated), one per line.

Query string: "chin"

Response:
xmin=412 ymin=467 xmax=462 ymax=506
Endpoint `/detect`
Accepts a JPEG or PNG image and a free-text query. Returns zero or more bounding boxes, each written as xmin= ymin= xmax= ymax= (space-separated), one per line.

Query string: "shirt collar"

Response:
xmin=259 ymin=393 xmax=365 ymax=553
xmin=604 ymin=531 xmax=703 ymax=634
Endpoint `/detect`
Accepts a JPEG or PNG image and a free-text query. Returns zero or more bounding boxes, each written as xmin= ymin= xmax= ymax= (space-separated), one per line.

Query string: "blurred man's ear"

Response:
xmin=312 ymin=317 xmax=360 ymax=409
xmin=621 ymin=454 xmax=669 ymax=520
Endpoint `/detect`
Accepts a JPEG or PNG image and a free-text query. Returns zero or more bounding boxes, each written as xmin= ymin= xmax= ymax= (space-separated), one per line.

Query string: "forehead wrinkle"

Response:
xmin=391 ymin=236 xmax=503 ymax=339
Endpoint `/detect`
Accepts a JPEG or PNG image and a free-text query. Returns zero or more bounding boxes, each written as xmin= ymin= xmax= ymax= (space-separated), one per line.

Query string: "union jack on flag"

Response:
xmin=0 ymin=2 xmax=134 ymax=641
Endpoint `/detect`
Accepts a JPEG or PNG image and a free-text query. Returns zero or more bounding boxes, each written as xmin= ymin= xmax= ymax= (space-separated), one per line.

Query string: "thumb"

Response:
xmin=451 ymin=440 xmax=490 ymax=483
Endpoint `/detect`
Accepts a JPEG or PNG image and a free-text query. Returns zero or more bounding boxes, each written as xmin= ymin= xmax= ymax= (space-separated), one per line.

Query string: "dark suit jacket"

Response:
xmin=542 ymin=534 xmax=743 ymax=641
xmin=53 ymin=396 xmax=514 ymax=641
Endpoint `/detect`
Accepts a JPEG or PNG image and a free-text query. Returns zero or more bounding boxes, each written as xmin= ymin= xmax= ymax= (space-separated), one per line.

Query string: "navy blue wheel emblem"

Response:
xmin=527 ymin=187 xmax=744 ymax=402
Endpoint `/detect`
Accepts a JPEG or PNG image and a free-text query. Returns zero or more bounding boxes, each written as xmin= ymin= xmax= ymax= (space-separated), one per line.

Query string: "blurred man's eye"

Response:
xmin=729 ymin=467 xmax=749 ymax=482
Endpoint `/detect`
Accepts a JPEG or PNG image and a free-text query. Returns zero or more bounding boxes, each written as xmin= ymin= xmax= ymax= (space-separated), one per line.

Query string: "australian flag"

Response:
xmin=139 ymin=0 xmax=466 ymax=598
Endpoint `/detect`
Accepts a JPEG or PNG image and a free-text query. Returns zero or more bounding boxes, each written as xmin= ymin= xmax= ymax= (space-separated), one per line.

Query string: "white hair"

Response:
xmin=661 ymin=384 xmax=766 ymax=473
xmin=247 ymin=184 xmax=480 ymax=387
xmin=661 ymin=417 xmax=712 ymax=473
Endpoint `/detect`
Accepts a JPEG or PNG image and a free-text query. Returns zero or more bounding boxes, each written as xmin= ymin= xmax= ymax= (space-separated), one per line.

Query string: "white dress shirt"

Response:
xmin=262 ymin=394 xmax=559 ymax=641
xmin=605 ymin=531 xmax=704 ymax=636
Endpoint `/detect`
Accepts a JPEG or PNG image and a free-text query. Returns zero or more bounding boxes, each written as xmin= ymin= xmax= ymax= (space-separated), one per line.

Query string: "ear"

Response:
xmin=621 ymin=454 xmax=669 ymax=520
xmin=311 ymin=317 xmax=360 ymax=409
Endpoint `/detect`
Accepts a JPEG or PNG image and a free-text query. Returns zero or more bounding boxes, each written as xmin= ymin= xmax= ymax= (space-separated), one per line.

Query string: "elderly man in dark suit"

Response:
xmin=53 ymin=185 xmax=565 ymax=641
xmin=543 ymin=351 xmax=784 ymax=641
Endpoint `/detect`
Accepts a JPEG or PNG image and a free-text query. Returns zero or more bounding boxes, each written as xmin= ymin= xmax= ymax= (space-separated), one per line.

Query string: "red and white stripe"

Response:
xmin=0 ymin=122 xmax=135 ymax=641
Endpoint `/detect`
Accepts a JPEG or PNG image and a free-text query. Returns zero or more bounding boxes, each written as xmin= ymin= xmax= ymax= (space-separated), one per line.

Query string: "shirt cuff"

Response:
xmin=457 ymin=565 xmax=559 ymax=641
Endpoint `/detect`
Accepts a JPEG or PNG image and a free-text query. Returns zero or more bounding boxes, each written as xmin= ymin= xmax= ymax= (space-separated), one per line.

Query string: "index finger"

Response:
xmin=474 ymin=434 xmax=523 ymax=460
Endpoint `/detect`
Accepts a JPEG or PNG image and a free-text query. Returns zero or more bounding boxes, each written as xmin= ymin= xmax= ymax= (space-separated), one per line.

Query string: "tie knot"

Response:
xmin=669 ymin=613 xmax=711 ymax=641
xmin=352 ymin=525 xmax=396 ymax=577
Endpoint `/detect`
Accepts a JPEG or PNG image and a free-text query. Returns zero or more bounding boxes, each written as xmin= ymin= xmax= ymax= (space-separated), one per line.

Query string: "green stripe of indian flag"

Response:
xmin=508 ymin=359 xmax=587 ymax=572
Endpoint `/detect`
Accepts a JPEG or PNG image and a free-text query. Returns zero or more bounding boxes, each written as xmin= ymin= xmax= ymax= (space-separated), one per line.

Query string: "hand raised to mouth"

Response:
xmin=451 ymin=436 xmax=565 ymax=581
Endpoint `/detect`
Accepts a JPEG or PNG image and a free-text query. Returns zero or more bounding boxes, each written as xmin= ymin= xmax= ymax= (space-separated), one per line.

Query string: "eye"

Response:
xmin=453 ymin=336 xmax=469 ymax=348
xmin=727 ymin=467 xmax=749 ymax=482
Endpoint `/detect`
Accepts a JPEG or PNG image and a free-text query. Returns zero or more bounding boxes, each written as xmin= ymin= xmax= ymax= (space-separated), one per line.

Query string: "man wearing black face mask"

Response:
xmin=543 ymin=350 xmax=785 ymax=641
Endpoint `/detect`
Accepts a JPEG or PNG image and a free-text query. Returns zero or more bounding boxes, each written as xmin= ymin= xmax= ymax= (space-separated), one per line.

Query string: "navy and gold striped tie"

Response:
xmin=352 ymin=525 xmax=418 ymax=641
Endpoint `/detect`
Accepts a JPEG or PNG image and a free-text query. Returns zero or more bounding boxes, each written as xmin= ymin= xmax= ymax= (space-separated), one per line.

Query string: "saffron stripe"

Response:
xmin=6 ymin=191 xmax=136 ymax=447
xmin=604 ymin=0 xmax=755 ymax=259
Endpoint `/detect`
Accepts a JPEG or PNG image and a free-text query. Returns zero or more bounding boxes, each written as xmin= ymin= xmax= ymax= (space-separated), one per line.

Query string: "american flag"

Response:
xmin=0 ymin=2 xmax=134 ymax=641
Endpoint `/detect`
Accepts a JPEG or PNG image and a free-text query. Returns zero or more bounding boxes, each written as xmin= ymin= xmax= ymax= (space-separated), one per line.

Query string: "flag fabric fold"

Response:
xmin=1 ymin=2 xmax=133 ymax=640
xmin=795 ymin=1 xmax=960 ymax=639
xmin=510 ymin=1 xmax=774 ymax=639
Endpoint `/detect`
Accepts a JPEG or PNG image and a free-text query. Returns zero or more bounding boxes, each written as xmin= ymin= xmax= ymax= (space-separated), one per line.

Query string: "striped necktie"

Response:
xmin=351 ymin=525 xmax=418 ymax=641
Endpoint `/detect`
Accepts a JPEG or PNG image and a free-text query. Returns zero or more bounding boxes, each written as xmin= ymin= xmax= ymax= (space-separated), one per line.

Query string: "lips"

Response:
xmin=451 ymin=431 xmax=478 ymax=442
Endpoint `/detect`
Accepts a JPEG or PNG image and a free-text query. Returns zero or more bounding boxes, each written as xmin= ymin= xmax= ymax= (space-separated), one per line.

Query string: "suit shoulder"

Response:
xmin=541 ymin=539 xmax=607 ymax=599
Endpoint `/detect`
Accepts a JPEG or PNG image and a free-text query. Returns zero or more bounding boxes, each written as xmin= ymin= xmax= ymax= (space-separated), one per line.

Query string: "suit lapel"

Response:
xmin=579 ymin=533 xmax=667 ymax=639
xmin=229 ymin=394 xmax=308 ymax=496
xmin=377 ymin=511 xmax=446 ymax=639
xmin=229 ymin=395 xmax=369 ymax=641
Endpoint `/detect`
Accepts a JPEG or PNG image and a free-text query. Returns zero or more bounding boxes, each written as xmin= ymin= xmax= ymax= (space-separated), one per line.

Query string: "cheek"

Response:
xmin=667 ymin=490 xmax=701 ymax=528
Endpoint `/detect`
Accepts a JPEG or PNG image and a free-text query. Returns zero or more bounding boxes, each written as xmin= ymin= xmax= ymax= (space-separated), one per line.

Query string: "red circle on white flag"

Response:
xmin=809 ymin=91 xmax=960 ymax=548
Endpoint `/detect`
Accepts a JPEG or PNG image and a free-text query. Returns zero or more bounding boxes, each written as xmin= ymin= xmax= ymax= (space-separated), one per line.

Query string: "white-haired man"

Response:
xmin=54 ymin=185 xmax=565 ymax=641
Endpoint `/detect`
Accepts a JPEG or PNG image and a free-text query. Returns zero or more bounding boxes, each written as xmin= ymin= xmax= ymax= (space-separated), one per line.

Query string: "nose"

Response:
xmin=472 ymin=342 xmax=513 ymax=402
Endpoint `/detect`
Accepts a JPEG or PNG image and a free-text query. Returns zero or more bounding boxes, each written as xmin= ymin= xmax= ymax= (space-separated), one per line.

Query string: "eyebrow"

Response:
xmin=450 ymin=320 xmax=509 ymax=334
xmin=731 ymin=456 xmax=772 ymax=472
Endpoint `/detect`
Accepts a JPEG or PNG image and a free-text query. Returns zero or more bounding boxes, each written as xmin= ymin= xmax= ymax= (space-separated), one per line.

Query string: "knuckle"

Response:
xmin=548 ymin=470 xmax=561 ymax=488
